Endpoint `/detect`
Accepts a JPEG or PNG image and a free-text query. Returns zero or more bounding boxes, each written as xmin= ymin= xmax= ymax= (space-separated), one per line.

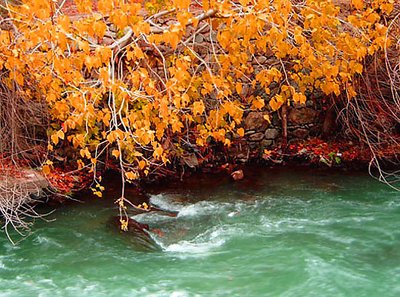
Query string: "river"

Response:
xmin=0 ymin=167 xmax=399 ymax=296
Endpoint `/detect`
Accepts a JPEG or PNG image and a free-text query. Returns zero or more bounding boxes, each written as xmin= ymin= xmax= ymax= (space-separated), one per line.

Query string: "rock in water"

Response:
xmin=128 ymin=204 xmax=178 ymax=217
xmin=231 ymin=169 xmax=244 ymax=181
xmin=108 ymin=216 xmax=163 ymax=252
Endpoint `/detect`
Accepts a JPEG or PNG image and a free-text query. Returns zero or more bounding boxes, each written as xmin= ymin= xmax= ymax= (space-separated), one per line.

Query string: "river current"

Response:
xmin=0 ymin=167 xmax=399 ymax=296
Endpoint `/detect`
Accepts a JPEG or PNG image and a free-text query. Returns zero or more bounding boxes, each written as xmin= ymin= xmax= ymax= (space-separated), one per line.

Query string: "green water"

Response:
xmin=1 ymin=168 xmax=399 ymax=296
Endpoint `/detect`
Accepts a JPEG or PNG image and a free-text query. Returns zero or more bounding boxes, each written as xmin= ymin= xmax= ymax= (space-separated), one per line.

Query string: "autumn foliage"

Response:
xmin=0 ymin=0 xmax=397 ymax=202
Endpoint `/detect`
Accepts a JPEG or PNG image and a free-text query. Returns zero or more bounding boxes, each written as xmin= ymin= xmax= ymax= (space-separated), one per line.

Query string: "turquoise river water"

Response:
xmin=0 ymin=167 xmax=399 ymax=296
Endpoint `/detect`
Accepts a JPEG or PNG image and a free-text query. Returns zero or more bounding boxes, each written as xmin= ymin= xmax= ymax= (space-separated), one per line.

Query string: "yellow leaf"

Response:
xmin=119 ymin=218 xmax=128 ymax=231
xmin=293 ymin=92 xmax=307 ymax=104
xmin=42 ymin=165 xmax=51 ymax=175
xmin=93 ymin=191 xmax=103 ymax=198
xmin=125 ymin=171 xmax=138 ymax=180
xmin=112 ymin=149 xmax=120 ymax=159
xmin=380 ymin=3 xmax=394 ymax=14
xmin=351 ymin=0 xmax=364 ymax=10
xmin=193 ymin=101 xmax=205 ymax=116
xmin=80 ymin=147 xmax=91 ymax=159
xmin=79 ymin=41 xmax=90 ymax=53
xmin=58 ymin=15 xmax=71 ymax=31
xmin=57 ymin=130 xmax=65 ymax=140
xmin=236 ymin=83 xmax=243 ymax=95
xmin=237 ymin=128 xmax=245 ymax=137
xmin=252 ymin=97 xmax=265 ymax=110
xmin=153 ymin=146 xmax=164 ymax=159
xmin=191 ymin=17 xmax=199 ymax=28
xmin=75 ymin=0 xmax=93 ymax=13
xmin=51 ymin=133 xmax=59 ymax=145
xmin=77 ymin=159 xmax=85 ymax=169
xmin=93 ymin=21 xmax=107 ymax=38
xmin=107 ymin=131 xmax=117 ymax=143
xmin=174 ymin=0 xmax=191 ymax=10
xmin=168 ymin=32 xmax=180 ymax=49
xmin=138 ymin=160 xmax=146 ymax=170
xmin=269 ymin=97 xmax=283 ymax=111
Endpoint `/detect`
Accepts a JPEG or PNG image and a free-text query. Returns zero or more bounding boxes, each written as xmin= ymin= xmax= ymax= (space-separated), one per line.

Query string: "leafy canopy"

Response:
xmin=0 ymin=0 xmax=394 ymax=205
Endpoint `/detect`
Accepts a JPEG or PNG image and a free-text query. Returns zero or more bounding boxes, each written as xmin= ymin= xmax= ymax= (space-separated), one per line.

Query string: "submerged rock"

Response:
xmin=108 ymin=216 xmax=162 ymax=252
xmin=128 ymin=204 xmax=178 ymax=217
xmin=231 ymin=169 xmax=244 ymax=181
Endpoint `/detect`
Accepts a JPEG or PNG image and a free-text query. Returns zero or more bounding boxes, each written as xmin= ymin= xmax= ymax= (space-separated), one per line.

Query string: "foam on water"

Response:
xmin=146 ymin=223 xmax=228 ymax=255
xmin=131 ymin=212 xmax=176 ymax=224
xmin=136 ymin=193 xmax=256 ymax=257
xmin=150 ymin=193 xmax=254 ymax=218
xmin=0 ymin=257 xmax=5 ymax=269
xmin=2 ymin=169 xmax=399 ymax=297
xmin=149 ymin=194 xmax=184 ymax=212
xmin=177 ymin=201 xmax=222 ymax=217
xmin=146 ymin=290 xmax=191 ymax=297
xmin=33 ymin=235 xmax=63 ymax=248
xmin=165 ymin=237 xmax=225 ymax=254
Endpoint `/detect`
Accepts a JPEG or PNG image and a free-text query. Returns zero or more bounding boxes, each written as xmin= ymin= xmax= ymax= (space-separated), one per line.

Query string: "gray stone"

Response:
xmin=248 ymin=132 xmax=264 ymax=141
xmin=288 ymin=107 xmax=319 ymax=126
xmin=306 ymin=100 xmax=314 ymax=107
xmin=244 ymin=112 xmax=269 ymax=131
xmin=235 ymin=153 xmax=249 ymax=163
xmin=290 ymin=128 xmax=309 ymax=139
xmin=272 ymin=113 xmax=280 ymax=126
xmin=181 ymin=153 xmax=199 ymax=168
xmin=204 ymin=32 xmax=217 ymax=42
xmin=254 ymin=56 xmax=267 ymax=64
xmin=240 ymin=83 xmax=251 ymax=97
xmin=194 ymin=34 xmax=204 ymax=43
xmin=249 ymin=142 xmax=261 ymax=150
xmin=245 ymin=130 xmax=256 ymax=136
xmin=199 ymin=26 xmax=210 ymax=33
xmin=265 ymin=48 xmax=275 ymax=58
xmin=102 ymin=37 xmax=114 ymax=46
xmin=265 ymin=128 xmax=279 ymax=139
xmin=261 ymin=139 xmax=273 ymax=148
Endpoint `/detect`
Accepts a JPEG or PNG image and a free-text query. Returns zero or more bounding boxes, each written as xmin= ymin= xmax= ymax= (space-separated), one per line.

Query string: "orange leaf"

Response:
xmin=138 ymin=160 xmax=146 ymax=170
xmin=51 ymin=133 xmax=59 ymax=145
xmin=42 ymin=165 xmax=51 ymax=175
xmin=351 ymin=0 xmax=364 ymax=10
xmin=237 ymin=128 xmax=245 ymax=137
xmin=57 ymin=130 xmax=65 ymax=140
xmin=193 ymin=101 xmax=205 ymax=116
xmin=125 ymin=171 xmax=138 ymax=180
xmin=112 ymin=149 xmax=120 ymax=159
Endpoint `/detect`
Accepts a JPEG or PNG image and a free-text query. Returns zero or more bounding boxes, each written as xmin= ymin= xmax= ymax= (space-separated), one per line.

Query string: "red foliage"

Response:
xmin=45 ymin=166 xmax=93 ymax=194
xmin=0 ymin=155 xmax=30 ymax=180
xmin=263 ymin=137 xmax=376 ymax=166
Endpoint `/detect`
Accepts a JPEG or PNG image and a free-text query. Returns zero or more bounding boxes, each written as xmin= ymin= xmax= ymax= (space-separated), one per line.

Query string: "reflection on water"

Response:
xmin=0 ymin=167 xmax=399 ymax=297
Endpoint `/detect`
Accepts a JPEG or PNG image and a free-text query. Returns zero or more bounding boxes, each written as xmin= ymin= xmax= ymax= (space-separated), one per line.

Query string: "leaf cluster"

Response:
xmin=0 ymin=0 xmax=394 ymax=199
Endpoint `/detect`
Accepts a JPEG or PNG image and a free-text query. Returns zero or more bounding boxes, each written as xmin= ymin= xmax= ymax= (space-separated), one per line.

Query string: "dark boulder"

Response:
xmin=108 ymin=216 xmax=162 ymax=252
